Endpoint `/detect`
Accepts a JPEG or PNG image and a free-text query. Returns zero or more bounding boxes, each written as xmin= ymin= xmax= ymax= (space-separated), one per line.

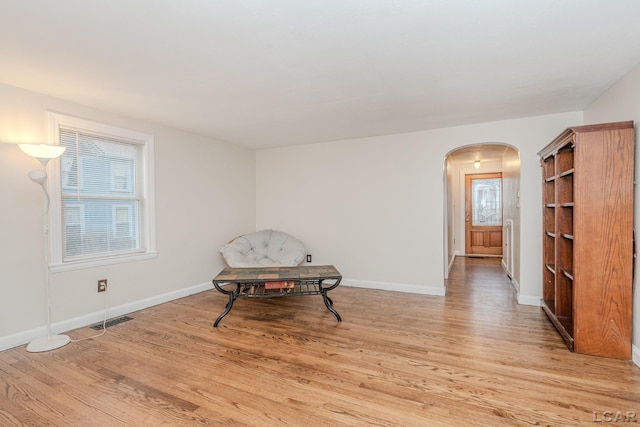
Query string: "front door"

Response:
xmin=465 ymin=173 xmax=503 ymax=256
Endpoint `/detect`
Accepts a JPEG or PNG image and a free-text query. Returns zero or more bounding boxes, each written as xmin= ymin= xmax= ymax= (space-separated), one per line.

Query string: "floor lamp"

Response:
xmin=19 ymin=143 xmax=71 ymax=352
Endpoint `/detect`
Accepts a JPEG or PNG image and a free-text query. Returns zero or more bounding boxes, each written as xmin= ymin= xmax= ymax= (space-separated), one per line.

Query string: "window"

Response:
xmin=64 ymin=204 xmax=85 ymax=257
xmin=48 ymin=113 xmax=156 ymax=271
xmin=471 ymin=177 xmax=502 ymax=226
xmin=112 ymin=205 xmax=135 ymax=250
xmin=111 ymin=159 xmax=132 ymax=192
xmin=61 ymin=156 xmax=78 ymax=190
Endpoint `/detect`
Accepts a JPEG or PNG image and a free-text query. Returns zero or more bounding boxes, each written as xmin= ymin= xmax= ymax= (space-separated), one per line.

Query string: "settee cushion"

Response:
xmin=220 ymin=229 xmax=306 ymax=267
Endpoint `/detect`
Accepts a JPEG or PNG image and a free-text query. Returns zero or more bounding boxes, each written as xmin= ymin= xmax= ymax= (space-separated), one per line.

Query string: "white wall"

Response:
xmin=445 ymin=156 xmax=455 ymax=276
xmin=0 ymin=83 xmax=256 ymax=349
xmin=502 ymin=147 xmax=521 ymax=291
xmin=256 ymin=111 xmax=582 ymax=299
xmin=583 ymin=62 xmax=640 ymax=364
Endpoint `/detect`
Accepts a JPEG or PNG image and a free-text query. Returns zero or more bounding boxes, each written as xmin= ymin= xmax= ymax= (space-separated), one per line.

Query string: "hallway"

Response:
xmin=443 ymin=256 xmax=566 ymax=365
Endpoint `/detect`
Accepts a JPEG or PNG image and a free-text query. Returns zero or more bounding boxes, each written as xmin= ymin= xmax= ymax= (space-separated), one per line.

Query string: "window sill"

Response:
xmin=50 ymin=251 xmax=158 ymax=273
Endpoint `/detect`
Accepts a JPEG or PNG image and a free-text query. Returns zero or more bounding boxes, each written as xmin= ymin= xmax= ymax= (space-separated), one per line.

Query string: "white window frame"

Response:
xmin=48 ymin=112 xmax=157 ymax=272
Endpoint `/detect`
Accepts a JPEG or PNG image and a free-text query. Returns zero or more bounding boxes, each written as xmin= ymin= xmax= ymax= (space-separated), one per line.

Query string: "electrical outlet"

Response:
xmin=306 ymin=254 xmax=312 ymax=263
xmin=98 ymin=279 xmax=107 ymax=293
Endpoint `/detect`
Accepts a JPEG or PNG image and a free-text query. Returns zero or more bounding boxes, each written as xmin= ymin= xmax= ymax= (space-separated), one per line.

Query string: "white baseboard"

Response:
xmin=517 ymin=293 xmax=541 ymax=306
xmin=0 ymin=281 xmax=214 ymax=352
xmin=343 ymin=278 xmax=446 ymax=296
xmin=501 ymin=258 xmax=512 ymax=278
xmin=448 ymin=254 xmax=456 ymax=276
xmin=508 ymin=273 xmax=519 ymax=291
xmin=633 ymin=344 xmax=640 ymax=368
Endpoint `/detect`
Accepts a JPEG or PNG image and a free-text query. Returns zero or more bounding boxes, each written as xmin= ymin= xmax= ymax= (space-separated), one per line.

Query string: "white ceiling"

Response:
xmin=1 ymin=0 xmax=640 ymax=149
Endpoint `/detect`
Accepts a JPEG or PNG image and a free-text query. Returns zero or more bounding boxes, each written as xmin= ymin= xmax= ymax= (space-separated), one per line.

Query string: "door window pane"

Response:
xmin=472 ymin=178 xmax=502 ymax=226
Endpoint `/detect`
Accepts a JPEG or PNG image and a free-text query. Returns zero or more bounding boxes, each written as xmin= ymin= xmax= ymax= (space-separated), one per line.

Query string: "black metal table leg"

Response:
xmin=213 ymin=291 xmax=235 ymax=327
xmin=322 ymin=290 xmax=341 ymax=321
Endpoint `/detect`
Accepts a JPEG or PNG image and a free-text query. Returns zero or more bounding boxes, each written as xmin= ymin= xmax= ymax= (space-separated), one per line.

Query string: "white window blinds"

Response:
xmin=59 ymin=128 xmax=146 ymax=261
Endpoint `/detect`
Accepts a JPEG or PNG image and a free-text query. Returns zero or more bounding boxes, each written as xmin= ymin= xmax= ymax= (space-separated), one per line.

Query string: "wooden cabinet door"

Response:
xmin=465 ymin=173 xmax=503 ymax=256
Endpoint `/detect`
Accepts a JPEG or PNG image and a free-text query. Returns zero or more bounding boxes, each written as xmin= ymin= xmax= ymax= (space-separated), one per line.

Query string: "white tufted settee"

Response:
xmin=220 ymin=229 xmax=306 ymax=268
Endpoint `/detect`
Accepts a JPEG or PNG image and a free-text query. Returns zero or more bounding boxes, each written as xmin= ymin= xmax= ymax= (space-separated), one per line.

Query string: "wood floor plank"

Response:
xmin=0 ymin=257 xmax=638 ymax=426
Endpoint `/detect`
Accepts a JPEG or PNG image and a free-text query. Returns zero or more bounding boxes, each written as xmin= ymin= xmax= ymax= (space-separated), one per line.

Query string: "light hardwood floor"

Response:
xmin=1 ymin=257 xmax=639 ymax=426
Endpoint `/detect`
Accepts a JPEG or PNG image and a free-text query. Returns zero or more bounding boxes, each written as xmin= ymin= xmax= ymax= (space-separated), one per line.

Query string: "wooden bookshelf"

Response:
xmin=538 ymin=121 xmax=634 ymax=359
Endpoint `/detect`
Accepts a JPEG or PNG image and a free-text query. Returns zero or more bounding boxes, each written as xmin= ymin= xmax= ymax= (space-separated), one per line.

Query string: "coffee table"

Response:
xmin=211 ymin=265 xmax=342 ymax=327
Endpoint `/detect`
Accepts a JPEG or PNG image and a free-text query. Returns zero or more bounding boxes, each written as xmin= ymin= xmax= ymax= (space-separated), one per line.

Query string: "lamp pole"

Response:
xmin=19 ymin=144 xmax=71 ymax=352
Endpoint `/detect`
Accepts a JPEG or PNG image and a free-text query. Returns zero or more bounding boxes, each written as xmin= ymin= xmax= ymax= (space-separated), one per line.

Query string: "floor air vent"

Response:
xmin=90 ymin=316 xmax=133 ymax=330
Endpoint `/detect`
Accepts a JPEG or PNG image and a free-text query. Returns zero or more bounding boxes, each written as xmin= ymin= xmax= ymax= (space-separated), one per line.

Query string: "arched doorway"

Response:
xmin=443 ymin=143 xmax=521 ymax=292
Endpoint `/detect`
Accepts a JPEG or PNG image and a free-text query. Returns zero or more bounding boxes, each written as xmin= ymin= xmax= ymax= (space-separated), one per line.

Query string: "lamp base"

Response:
xmin=26 ymin=334 xmax=71 ymax=353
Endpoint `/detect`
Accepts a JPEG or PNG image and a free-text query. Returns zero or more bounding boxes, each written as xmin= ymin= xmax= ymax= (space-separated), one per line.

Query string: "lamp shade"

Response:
xmin=18 ymin=144 xmax=65 ymax=159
